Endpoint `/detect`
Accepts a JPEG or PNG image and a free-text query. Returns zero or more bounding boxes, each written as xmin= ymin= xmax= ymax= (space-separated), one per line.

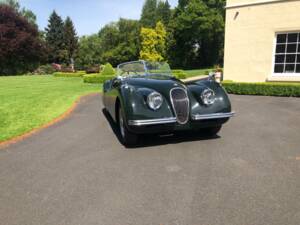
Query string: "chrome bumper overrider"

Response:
xmin=128 ymin=112 xmax=235 ymax=126
xmin=128 ymin=117 xmax=177 ymax=126
xmin=192 ymin=112 xmax=235 ymax=120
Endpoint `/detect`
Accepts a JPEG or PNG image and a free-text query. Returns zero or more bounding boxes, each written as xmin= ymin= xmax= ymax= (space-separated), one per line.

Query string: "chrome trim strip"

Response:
xmin=170 ymin=87 xmax=190 ymax=125
xmin=192 ymin=112 xmax=235 ymax=120
xmin=128 ymin=117 xmax=177 ymax=126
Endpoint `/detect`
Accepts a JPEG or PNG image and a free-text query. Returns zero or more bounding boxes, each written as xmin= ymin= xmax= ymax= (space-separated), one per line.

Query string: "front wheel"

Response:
xmin=204 ymin=125 xmax=222 ymax=136
xmin=118 ymin=105 xmax=138 ymax=146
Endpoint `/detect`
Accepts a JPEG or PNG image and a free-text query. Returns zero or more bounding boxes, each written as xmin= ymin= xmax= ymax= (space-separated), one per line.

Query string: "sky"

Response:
xmin=19 ymin=0 xmax=178 ymax=36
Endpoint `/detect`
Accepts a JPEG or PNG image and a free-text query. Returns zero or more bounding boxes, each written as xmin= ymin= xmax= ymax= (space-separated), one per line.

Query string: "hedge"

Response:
xmin=172 ymin=70 xmax=187 ymax=79
xmin=101 ymin=63 xmax=116 ymax=76
xmin=222 ymin=81 xmax=300 ymax=97
xmin=83 ymin=74 xmax=115 ymax=83
xmin=33 ymin=64 xmax=56 ymax=75
xmin=172 ymin=69 xmax=185 ymax=73
xmin=53 ymin=71 xmax=86 ymax=77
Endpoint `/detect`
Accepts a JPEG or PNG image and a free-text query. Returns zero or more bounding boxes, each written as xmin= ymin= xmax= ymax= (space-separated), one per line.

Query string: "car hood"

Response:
xmin=123 ymin=75 xmax=186 ymax=95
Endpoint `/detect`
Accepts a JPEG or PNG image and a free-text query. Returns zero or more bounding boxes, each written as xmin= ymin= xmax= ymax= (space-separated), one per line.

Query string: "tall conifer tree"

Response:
xmin=45 ymin=11 xmax=65 ymax=63
xmin=64 ymin=16 xmax=78 ymax=63
xmin=140 ymin=0 xmax=157 ymax=28
xmin=156 ymin=0 xmax=171 ymax=26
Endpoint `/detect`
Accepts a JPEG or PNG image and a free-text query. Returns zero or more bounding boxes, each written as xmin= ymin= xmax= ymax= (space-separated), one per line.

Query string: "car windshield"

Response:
xmin=117 ymin=61 xmax=172 ymax=77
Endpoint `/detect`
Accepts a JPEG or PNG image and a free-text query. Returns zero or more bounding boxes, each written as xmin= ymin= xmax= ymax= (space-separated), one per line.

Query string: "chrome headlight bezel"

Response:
xmin=147 ymin=92 xmax=163 ymax=110
xmin=201 ymin=89 xmax=216 ymax=105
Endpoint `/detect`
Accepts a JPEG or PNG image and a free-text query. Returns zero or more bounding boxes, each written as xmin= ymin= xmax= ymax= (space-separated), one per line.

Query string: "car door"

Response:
xmin=104 ymin=78 xmax=121 ymax=121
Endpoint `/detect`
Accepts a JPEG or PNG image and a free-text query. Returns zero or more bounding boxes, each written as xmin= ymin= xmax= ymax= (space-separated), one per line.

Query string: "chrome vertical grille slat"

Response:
xmin=170 ymin=88 xmax=189 ymax=124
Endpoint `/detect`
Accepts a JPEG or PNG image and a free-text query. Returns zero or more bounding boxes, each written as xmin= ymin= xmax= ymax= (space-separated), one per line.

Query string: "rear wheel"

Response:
xmin=118 ymin=105 xmax=138 ymax=146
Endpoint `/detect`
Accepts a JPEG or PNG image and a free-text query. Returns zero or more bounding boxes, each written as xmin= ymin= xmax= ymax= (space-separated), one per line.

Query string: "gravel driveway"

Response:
xmin=0 ymin=94 xmax=300 ymax=225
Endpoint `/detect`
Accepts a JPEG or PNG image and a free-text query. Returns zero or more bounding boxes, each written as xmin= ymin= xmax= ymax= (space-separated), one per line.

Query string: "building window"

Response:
xmin=274 ymin=32 xmax=300 ymax=74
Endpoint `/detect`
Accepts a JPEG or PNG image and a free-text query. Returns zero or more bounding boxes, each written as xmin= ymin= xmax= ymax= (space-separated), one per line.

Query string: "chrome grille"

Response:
xmin=170 ymin=88 xmax=189 ymax=124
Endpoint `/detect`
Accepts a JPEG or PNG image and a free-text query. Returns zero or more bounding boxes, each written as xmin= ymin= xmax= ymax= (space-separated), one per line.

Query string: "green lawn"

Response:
xmin=184 ymin=68 xmax=214 ymax=78
xmin=0 ymin=75 xmax=101 ymax=142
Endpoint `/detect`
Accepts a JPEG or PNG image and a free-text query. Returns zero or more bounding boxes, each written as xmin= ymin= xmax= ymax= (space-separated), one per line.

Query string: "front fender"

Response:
xmin=118 ymin=85 xmax=174 ymax=123
xmin=187 ymin=80 xmax=232 ymax=116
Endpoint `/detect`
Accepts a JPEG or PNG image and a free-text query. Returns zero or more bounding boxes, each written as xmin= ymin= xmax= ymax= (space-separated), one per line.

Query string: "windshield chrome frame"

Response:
xmin=117 ymin=60 xmax=172 ymax=78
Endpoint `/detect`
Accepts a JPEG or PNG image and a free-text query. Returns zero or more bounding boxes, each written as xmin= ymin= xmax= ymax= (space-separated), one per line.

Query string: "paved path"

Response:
xmin=1 ymin=94 xmax=300 ymax=225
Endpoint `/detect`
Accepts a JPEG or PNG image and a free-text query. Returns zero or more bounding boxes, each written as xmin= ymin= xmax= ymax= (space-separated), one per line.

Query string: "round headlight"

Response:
xmin=201 ymin=89 xmax=215 ymax=105
xmin=147 ymin=92 xmax=163 ymax=110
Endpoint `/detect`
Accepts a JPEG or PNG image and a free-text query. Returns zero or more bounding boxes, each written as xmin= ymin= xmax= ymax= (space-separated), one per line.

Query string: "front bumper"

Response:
xmin=128 ymin=117 xmax=177 ymax=126
xmin=191 ymin=112 xmax=235 ymax=120
xmin=127 ymin=112 xmax=235 ymax=134
xmin=128 ymin=112 xmax=235 ymax=126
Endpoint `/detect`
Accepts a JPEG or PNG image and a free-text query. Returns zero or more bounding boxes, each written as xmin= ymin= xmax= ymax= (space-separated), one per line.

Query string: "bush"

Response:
xmin=52 ymin=63 xmax=61 ymax=71
xmin=172 ymin=70 xmax=187 ymax=79
xmin=86 ymin=66 xmax=100 ymax=74
xmin=53 ymin=71 xmax=86 ymax=77
xmin=33 ymin=64 xmax=56 ymax=75
xmin=101 ymin=63 xmax=115 ymax=75
xmin=60 ymin=66 xmax=74 ymax=73
xmin=222 ymin=81 xmax=300 ymax=97
xmin=83 ymin=74 xmax=115 ymax=83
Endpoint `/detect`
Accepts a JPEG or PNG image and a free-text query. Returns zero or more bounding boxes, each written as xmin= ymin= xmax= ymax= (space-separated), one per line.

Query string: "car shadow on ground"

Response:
xmin=102 ymin=109 xmax=220 ymax=148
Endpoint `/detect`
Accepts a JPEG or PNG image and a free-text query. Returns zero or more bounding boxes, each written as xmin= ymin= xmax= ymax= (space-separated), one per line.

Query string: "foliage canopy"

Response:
xmin=0 ymin=0 xmax=227 ymax=74
xmin=140 ymin=21 xmax=167 ymax=62
xmin=98 ymin=19 xmax=140 ymax=67
xmin=0 ymin=0 xmax=37 ymax=25
xmin=167 ymin=0 xmax=225 ymax=69
xmin=75 ymin=34 xmax=102 ymax=69
xmin=0 ymin=5 xmax=46 ymax=75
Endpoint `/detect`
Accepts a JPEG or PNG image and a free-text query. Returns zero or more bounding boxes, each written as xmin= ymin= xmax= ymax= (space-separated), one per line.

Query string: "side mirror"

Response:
xmin=112 ymin=78 xmax=121 ymax=88
xmin=103 ymin=80 xmax=110 ymax=91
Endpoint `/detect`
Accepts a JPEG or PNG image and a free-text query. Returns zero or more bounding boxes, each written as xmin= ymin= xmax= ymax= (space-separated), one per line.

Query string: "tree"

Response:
xmin=99 ymin=19 xmax=140 ymax=66
xmin=155 ymin=21 xmax=167 ymax=58
xmin=140 ymin=21 xmax=166 ymax=62
xmin=0 ymin=0 xmax=37 ymax=25
xmin=156 ymin=0 xmax=171 ymax=26
xmin=45 ymin=11 xmax=66 ymax=63
xmin=20 ymin=7 xmax=36 ymax=26
xmin=140 ymin=0 xmax=157 ymax=28
xmin=167 ymin=0 xmax=224 ymax=68
xmin=75 ymin=34 xmax=103 ymax=69
xmin=178 ymin=0 xmax=190 ymax=8
xmin=64 ymin=16 xmax=78 ymax=64
xmin=203 ymin=0 xmax=226 ymax=13
xmin=0 ymin=5 xmax=46 ymax=75
xmin=0 ymin=0 xmax=19 ymax=9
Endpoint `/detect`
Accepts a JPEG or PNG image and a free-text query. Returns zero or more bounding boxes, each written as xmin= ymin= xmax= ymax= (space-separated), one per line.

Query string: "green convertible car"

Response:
xmin=103 ymin=60 xmax=234 ymax=146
